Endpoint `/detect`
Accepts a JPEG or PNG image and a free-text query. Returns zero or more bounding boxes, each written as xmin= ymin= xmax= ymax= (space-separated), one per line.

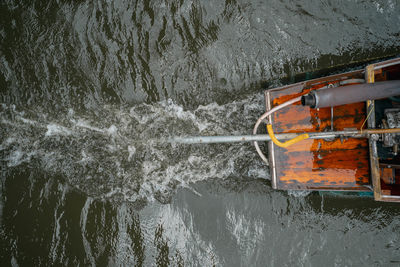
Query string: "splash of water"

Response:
xmin=0 ymin=96 xmax=270 ymax=203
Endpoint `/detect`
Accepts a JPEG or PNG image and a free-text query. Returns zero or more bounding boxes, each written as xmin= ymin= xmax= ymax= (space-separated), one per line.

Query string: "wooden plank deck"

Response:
xmin=266 ymin=71 xmax=371 ymax=191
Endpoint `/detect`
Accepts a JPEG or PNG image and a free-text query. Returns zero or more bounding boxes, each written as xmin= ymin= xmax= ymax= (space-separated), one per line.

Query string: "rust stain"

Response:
xmin=268 ymin=71 xmax=370 ymax=191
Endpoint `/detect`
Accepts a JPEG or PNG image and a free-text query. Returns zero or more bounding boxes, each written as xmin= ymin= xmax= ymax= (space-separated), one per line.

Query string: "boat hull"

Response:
xmin=265 ymin=57 xmax=400 ymax=202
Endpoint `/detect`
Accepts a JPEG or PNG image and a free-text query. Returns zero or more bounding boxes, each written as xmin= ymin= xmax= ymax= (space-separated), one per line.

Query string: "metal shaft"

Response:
xmin=169 ymin=128 xmax=400 ymax=144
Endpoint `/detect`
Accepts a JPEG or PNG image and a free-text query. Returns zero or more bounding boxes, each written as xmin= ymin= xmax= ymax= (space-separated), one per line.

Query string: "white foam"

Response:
xmin=127 ymin=145 xmax=136 ymax=162
xmin=247 ymin=167 xmax=270 ymax=179
xmin=78 ymin=150 xmax=92 ymax=163
xmin=18 ymin=116 xmax=37 ymax=125
xmin=7 ymin=150 xmax=23 ymax=167
xmin=107 ymin=125 xmax=118 ymax=135
xmin=6 ymin=149 xmax=36 ymax=167
xmin=1 ymin=95 xmax=268 ymax=203
xmin=45 ymin=124 xmax=72 ymax=136
xmin=75 ymin=120 xmax=105 ymax=133
xmin=287 ymin=190 xmax=311 ymax=197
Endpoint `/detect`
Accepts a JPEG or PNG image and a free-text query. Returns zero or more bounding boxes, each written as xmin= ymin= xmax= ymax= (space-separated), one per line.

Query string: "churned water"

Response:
xmin=1 ymin=0 xmax=400 ymax=266
xmin=1 ymin=96 xmax=266 ymax=203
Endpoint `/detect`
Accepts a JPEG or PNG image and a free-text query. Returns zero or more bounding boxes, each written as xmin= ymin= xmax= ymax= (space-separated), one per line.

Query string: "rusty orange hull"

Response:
xmin=265 ymin=57 xmax=400 ymax=202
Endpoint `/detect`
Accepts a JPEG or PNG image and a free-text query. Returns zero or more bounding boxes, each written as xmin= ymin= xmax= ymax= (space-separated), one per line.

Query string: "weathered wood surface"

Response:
xmin=267 ymin=70 xmax=371 ymax=191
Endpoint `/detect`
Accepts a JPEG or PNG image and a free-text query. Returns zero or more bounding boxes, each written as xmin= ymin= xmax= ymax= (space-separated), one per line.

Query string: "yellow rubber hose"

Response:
xmin=267 ymin=124 xmax=309 ymax=148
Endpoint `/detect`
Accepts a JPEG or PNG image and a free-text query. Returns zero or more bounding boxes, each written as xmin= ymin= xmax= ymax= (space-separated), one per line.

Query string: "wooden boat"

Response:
xmin=264 ymin=57 xmax=400 ymax=202
xmin=171 ymin=57 xmax=400 ymax=203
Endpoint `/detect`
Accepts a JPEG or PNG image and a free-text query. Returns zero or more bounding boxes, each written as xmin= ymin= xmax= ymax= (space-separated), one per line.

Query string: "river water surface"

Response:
xmin=1 ymin=0 xmax=400 ymax=266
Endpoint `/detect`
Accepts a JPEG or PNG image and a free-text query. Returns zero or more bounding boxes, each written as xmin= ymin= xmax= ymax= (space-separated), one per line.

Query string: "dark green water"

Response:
xmin=1 ymin=0 xmax=400 ymax=266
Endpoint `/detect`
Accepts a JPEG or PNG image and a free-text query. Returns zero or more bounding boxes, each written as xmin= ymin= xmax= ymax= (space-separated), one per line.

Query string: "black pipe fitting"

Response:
xmin=301 ymin=80 xmax=400 ymax=108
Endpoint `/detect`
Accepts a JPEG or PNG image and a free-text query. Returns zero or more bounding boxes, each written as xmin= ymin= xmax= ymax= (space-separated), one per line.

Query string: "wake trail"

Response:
xmin=0 ymin=96 xmax=270 ymax=203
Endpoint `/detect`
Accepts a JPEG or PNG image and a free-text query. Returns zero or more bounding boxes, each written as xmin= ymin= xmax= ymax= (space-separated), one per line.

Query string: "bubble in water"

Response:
xmin=0 ymin=95 xmax=269 ymax=203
